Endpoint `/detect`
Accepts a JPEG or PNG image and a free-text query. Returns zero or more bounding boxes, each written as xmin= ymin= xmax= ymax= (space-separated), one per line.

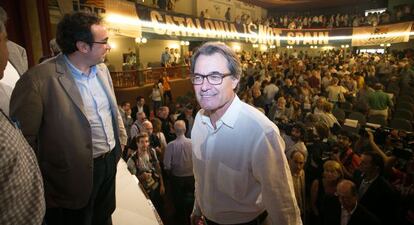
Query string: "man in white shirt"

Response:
xmin=164 ymin=120 xmax=194 ymax=225
xmin=262 ymin=77 xmax=279 ymax=114
xmin=190 ymin=42 xmax=301 ymax=225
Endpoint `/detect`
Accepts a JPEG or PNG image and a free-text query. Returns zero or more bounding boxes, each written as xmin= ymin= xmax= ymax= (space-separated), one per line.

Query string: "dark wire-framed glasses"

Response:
xmin=190 ymin=72 xmax=232 ymax=85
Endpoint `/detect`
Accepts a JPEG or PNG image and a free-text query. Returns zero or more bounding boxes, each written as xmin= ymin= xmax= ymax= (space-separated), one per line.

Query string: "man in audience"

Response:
xmin=164 ymin=120 xmax=194 ymax=225
xmin=157 ymin=106 xmax=176 ymax=143
xmin=289 ymin=150 xmax=306 ymax=222
xmin=263 ymin=76 xmax=279 ymax=114
xmin=130 ymin=111 xmax=147 ymax=138
xmin=190 ymin=42 xmax=301 ymax=225
xmin=354 ymin=151 xmax=397 ymax=225
xmin=336 ymin=179 xmax=381 ymax=225
xmin=177 ymin=103 xmax=195 ymax=138
xmin=161 ymin=72 xmax=173 ymax=104
xmin=284 ymin=123 xmax=308 ymax=161
xmin=131 ymin=95 xmax=150 ymax=120
xmin=120 ymin=101 xmax=133 ymax=139
xmin=367 ymin=83 xmax=393 ymax=120
xmin=334 ymin=130 xmax=361 ymax=179
xmin=10 ymin=12 xmax=127 ymax=225
xmin=161 ymin=47 xmax=171 ymax=67
xmin=0 ymin=14 xmax=45 ymax=225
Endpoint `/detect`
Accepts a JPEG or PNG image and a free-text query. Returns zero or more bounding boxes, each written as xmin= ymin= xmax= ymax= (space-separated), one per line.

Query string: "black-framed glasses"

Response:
xmin=91 ymin=40 xmax=109 ymax=45
xmin=190 ymin=72 xmax=232 ymax=85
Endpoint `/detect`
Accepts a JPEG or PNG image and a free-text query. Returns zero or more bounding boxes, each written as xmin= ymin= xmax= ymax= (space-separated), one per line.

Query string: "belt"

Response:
xmin=94 ymin=149 xmax=114 ymax=161
xmin=205 ymin=211 xmax=268 ymax=225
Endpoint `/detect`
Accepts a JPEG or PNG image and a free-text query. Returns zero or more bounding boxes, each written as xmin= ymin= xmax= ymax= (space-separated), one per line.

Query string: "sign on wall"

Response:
xmin=134 ymin=3 xmax=352 ymax=46
xmin=352 ymin=22 xmax=413 ymax=46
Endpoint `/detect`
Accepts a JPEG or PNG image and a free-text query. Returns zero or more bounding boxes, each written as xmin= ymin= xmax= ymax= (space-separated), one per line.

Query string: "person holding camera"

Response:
xmin=127 ymin=132 xmax=165 ymax=216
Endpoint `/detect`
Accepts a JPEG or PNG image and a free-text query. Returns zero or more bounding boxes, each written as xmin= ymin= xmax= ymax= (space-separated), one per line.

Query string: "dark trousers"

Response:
xmin=44 ymin=150 xmax=117 ymax=225
xmin=170 ymin=175 xmax=195 ymax=225
xmin=163 ymin=90 xmax=172 ymax=104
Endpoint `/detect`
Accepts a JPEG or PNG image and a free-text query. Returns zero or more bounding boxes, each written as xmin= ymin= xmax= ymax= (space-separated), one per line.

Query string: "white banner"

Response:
xmin=352 ymin=22 xmax=413 ymax=46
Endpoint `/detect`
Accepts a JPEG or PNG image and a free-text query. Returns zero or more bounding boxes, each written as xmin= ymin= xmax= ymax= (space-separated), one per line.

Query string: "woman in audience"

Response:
xmin=310 ymin=160 xmax=343 ymax=225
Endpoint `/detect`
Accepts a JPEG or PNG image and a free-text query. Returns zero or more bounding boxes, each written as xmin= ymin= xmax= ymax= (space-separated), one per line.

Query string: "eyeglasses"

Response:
xmin=90 ymin=39 xmax=109 ymax=45
xmin=190 ymin=72 xmax=232 ymax=85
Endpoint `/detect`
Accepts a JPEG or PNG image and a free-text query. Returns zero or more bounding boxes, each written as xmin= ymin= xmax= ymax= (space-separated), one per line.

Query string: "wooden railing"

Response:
xmin=110 ymin=65 xmax=191 ymax=88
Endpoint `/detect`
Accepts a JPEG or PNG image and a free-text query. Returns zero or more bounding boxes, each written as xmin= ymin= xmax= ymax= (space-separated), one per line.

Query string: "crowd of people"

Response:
xmin=2 ymin=2 xmax=414 ymax=225
xmin=118 ymin=43 xmax=414 ymax=225
xmin=217 ymin=4 xmax=413 ymax=29
xmin=264 ymin=4 xmax=414 ymax=29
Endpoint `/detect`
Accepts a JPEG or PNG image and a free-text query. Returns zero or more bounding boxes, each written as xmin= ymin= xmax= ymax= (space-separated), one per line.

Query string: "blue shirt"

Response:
xmin=161 ymin=52 xmax=171 ymax=65
xmin=64 ymin=56 xmax=115 ymax=158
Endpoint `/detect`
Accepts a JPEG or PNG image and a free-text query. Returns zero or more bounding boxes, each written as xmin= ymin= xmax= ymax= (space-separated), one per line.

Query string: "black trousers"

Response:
xmin=170 ymin=175 xmax=195 ymax=225
xmin=44 ymin=150 xmax=117 ymax=225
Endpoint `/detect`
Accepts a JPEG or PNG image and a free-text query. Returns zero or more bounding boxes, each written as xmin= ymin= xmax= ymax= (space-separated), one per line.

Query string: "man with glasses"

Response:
xmin=10 ymin=12 xmax=127 ymax=225
xmin=190 ymin=42 xmax=301 ymax=225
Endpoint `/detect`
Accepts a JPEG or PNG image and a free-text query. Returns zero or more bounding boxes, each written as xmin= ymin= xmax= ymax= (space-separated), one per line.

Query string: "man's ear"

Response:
xmin=76 ymin=41 xmax=91 ymax=53
xmin=231 ymin=77 xmax=240 ymax=91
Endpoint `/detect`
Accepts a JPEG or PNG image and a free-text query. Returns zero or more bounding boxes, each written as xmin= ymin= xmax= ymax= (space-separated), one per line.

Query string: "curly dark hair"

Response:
xmin=56 ymin=11 xmax=102 ymax=55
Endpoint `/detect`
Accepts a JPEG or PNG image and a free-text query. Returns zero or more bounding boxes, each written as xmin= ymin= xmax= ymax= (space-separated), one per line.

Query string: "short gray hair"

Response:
xmin=191 ymin=42 xmax=242 ymax=80
xmin=174 ymin=120 xmax=186 ymax=136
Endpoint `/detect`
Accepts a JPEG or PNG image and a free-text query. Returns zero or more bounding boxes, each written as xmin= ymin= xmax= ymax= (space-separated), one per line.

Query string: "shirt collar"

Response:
xmin=63 ymin=55 xmax=97 ymax=79
xmin=342 ymin=202 xmax=358 ymax=215
xmin=200 ymin=94 xmax=241 ymax=130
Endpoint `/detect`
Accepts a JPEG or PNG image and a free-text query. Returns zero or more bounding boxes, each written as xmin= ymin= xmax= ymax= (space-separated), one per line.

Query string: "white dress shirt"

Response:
xmin=191 ymin=95 xmax=302 ymax=225
xmin=164 ymin=134 xmax=193 ymax=177
xmin=341 ymin=203 xmax=358 ymax=225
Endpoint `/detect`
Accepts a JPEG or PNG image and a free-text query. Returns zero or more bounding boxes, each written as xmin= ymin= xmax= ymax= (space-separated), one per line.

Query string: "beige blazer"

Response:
xmin=10 ymin=54 xmax=127 ymax=209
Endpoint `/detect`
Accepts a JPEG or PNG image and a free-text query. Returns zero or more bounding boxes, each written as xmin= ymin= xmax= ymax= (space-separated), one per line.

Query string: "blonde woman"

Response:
xmin=310 ymin=160 xmax=343 ymax=225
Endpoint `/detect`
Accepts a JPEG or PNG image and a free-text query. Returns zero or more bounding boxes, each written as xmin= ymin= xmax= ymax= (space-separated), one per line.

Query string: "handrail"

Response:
xmin=110 ymin=65 xmax=191 ymax=88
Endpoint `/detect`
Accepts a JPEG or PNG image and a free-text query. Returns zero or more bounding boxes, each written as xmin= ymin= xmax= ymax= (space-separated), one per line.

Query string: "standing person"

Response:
xmin=225 ymin=7 xmax=231 ymax=21
xmin=161 ymin=72 xmax=173 ymax=104
xmin=289 ymin=150 xmax=306 ymax=222
xmin=161 ymin=47 xmax=171 ymax=67
xmin=336 ymin=180 xmax=381 ymax=225
xmin=150 ymin=82 xmax=163 ymax=113
xmin=131 ymin=96 xmax=150 ymax=120
xmin=367 ymin=83 xmax=393 ymax=120
xmin=127 ymin=132 xmax=165 ymax=216
xmin=10 ymin=12 xmax=127 ymax=225
xmin=0 ymin=16 xmax=45 ymax=225
xmin=190 ymin=42 xmax=301 ymax=225
xmin=164 ymin=120 xmax=194 ymax=225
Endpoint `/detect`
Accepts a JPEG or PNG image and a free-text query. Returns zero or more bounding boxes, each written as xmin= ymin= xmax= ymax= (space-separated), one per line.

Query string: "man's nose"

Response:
xmin=200 ymin=78 xmax=212 ymax=91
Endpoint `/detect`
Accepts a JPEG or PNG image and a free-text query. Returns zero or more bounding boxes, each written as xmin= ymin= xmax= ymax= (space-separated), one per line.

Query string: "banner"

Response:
xmin=352 ymin=22 xmax=413 ymax=46
xmin=134 ymin=4 xmax=351 ymax=46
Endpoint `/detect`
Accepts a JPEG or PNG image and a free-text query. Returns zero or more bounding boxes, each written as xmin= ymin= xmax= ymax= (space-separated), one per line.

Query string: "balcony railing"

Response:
xmin=110 ymin=65 xmax=191 ymax=88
